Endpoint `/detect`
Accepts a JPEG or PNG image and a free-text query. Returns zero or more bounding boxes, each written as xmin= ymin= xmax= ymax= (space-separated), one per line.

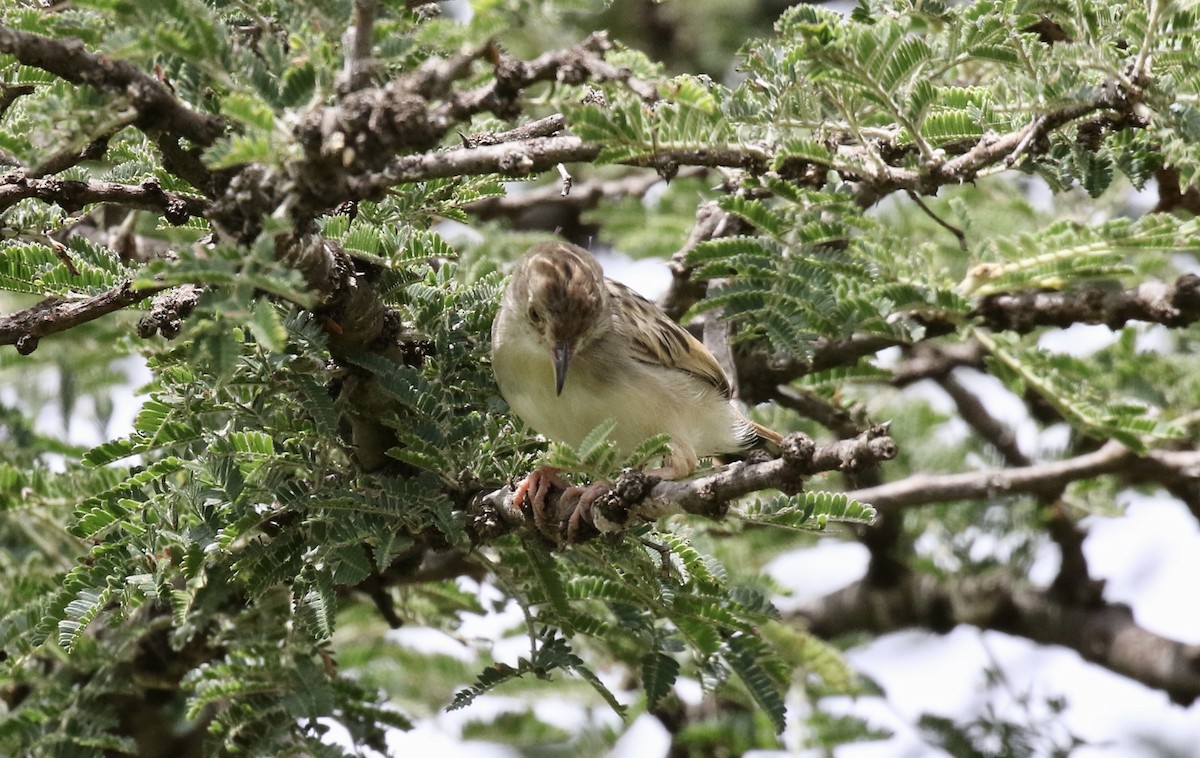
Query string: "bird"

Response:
xmin=491 ymin=240 xmax=781 ymax=534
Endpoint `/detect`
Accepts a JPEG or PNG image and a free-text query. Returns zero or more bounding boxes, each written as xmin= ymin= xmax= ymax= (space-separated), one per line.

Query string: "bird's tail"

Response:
xmin=749 ymin=420 xmax=783 ymax=454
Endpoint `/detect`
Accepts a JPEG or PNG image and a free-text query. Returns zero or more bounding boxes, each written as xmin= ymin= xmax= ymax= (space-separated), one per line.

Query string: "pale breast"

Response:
xmin=493 ymin=323 xmax=750 ymax=465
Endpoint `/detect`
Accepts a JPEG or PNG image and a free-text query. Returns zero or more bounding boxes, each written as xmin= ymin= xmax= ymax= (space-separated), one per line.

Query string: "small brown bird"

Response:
xmin=491 ymin=241 xmax=781 ymax=526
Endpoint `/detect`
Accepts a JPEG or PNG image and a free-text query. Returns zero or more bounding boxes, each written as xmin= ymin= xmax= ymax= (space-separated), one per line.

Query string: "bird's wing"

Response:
xmin=606 ymin=279 xmax=733 ymax=398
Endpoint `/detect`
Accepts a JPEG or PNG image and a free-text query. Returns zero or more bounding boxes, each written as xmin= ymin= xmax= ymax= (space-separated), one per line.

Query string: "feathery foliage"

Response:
xmin=2 ymin=0 xmax=1199 ymax=755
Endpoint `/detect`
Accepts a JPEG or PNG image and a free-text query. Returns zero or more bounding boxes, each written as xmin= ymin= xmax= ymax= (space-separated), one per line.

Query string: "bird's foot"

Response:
xmin=561 ymin=481 xmax=611 ymax=544
xmin=641 ymin=465 xmax=683 ymax=481
xmin=512 ymin=467 xmax=614 ymax=544
xmin=512 ymin=465 xmax=569 ymax=534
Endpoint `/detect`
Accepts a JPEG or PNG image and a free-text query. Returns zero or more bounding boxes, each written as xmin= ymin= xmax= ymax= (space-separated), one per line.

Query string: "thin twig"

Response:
xmin=555 ymin=162 xmax=572 ymax=196
xmin=1005 ymin=114 xmax=1047 ymax=167
xmin=338 ymin=0 xmax=378 ymax=94
xmin=906 ymin=189 xmax=967 ymax=251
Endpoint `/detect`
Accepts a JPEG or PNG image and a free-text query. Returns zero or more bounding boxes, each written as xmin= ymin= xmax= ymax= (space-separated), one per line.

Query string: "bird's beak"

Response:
xmin=552 ymin=343 xmax=572 ymax=396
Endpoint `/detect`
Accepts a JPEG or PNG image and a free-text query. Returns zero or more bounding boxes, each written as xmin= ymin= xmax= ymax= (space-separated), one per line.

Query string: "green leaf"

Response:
xmin=641 ymin=652 xmax=681 ymax=708
xmin=72 ymin=457 xmax=185 ymax=538
xmin=247 ymin=299 xmax=288 ymax=352
xmin=528 ymin=544 xmax=572 ymax=622
xmin=743 ymin=492 xmax=877 ymax=531
xmin=577 ymin=418 xmax=618 ymax=463
xmin=724 ymin=633 xmax=787 ymax=733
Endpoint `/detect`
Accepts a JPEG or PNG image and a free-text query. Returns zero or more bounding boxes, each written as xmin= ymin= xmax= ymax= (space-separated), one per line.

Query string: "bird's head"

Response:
xmin=510 ymin=242 xmax=608 ymax=395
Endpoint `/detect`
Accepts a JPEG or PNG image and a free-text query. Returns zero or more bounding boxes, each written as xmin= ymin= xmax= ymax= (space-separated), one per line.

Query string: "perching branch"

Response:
xmin=470 ymin=427 xmax=898 ymax=542
xmin=792 ymin=573 xmax=1200 ymax=704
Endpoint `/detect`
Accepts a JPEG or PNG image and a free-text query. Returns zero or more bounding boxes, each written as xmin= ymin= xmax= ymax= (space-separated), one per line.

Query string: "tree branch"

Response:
xmin=291 ymin=32 xmax=660 ymax=213
xmin=28 ymin=130 xmax=120 ymax=179
xmin=438 ymin=31 xmax=657 ymax=121
xmin=937 ymin=371 xmax=1031 ymax=466
xmin=792 ymin=573 xmax=1200 ymax=704
xmin=348 ymin=135 xmax=769 ymax=202
xmin=470 ymin=427 xmax=898 ymax=543
xmin=0 ymin=24 xmax=223 ymax=145
xmin=844 ymin=440 xmax=1200 ymax=512
xmin=460 ymin=113 xmax=568 ymax=147
xmin=975 ymin=274 xmax=1200 ymax=332
xmin=0 ymin=173 xmax=208 ymax=222
xmin=0 ymin=280 xmax=166 ymax=353
xmin=0 ymin=82 xmax=35 ymax=119
xmin=465 ymin=165 xmax=705 ymax=220
xmin=337 ymin=0 xmax=379 ymax=94
xmin=932 ymin=366 xmax=1100 ymax=603
xmin=660 ymin=199 xmax=745 ymax=322
xmin=737 ymin=332 xmax=947 ymax=404
xmin=731 ymin=272 xmax=1200 ymax=404
xmin=770 ymin=386 xmax=865 ymax=440
xmin=890 ymin=341 xmax=988 ymax=386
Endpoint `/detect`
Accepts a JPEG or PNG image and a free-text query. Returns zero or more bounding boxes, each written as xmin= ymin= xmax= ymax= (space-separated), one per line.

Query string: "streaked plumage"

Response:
xmin=491 ymin=241 xmax=780 ymax=478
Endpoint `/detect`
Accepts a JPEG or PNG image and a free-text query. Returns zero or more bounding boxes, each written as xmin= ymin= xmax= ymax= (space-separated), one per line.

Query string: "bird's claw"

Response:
xmin=511 ymin=467 xmax=609 ymax=544
xmin=562 ymin=481 xmax=610 ymax=544
xmin=512 ymin=465 xmax=567 ymax=534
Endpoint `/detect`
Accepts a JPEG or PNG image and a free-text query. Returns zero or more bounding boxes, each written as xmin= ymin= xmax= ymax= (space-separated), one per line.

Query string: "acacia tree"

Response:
xmin=1 ymin=0 xmax=1199 ymax=754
